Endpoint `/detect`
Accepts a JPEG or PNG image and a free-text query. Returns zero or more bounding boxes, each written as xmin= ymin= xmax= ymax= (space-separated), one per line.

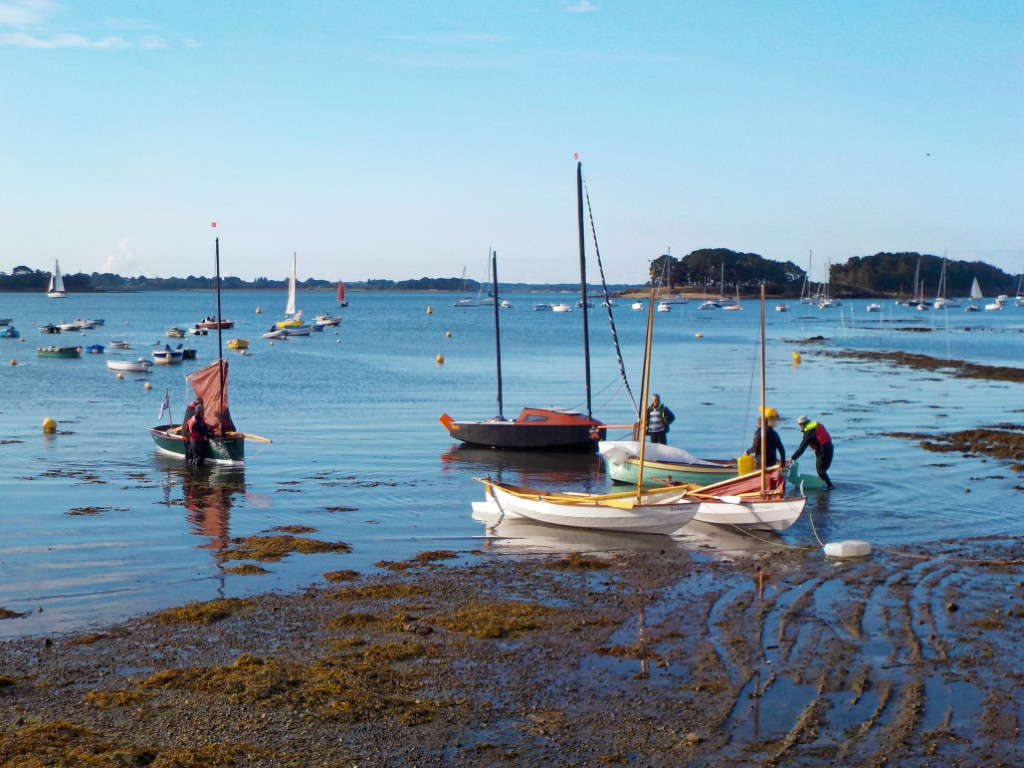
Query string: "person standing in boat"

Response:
xmin=186 ymin=403 xmax=213 ymax=466
xmin=747 ymin=412 xmax=785 ymax=468
xmin=645 ymin=393 xmax=675 ymax=445
xmin=790 ymin=415 xmax=835 ymax=489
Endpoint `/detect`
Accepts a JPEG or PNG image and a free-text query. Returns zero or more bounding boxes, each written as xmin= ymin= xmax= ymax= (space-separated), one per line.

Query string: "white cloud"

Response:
xmin=566 ymin=1 xmax=596 ymax=12
xmin=0 ymin=30 xmax=128 ymax=48
xmin=138 ymin=34 xmax=167 ymax=50
xmin=102 ymin=238 xmax=140 ymax=277
xmin=182 ymin=36 xmax=200 ymax=48
xmin=0 ymin=0 xmax=59 ymax=30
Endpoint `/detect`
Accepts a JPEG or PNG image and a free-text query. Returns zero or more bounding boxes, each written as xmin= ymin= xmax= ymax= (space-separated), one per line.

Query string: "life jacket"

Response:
xmin=803 ymin=421 xmax=831 ymax=447
xmin=186 ymin=413 xmax=208 ymax=440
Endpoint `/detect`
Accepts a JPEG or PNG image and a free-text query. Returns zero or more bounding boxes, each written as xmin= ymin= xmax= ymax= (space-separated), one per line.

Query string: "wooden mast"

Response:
xmin=760 ymin=284 xmax=767 ymax=497
xmin=577 ymin=161 xmax=593 ymax=419
xmin=635 ymin=267 xmax=658 ymax=505
xmin=491 ymin=250 xmax=504 ymax=420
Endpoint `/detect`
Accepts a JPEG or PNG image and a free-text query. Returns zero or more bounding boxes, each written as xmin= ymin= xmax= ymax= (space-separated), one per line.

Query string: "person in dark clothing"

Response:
xmin=747 ymin=415 xmax=786 ymax=467
xmin=185 ymin=403 xmax=213 ymax=466
xmin=645 ymin=393 xmax=675 ymax=445
xmin=790 ymin=415 xmax=835 ymax=489
xmin=183 ymin=396 xmax=203 ymax=426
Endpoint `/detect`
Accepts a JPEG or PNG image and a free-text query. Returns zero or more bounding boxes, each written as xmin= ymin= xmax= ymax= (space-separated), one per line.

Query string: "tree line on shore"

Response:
xmin=0 ymin=250 xmax=1018 ymax=297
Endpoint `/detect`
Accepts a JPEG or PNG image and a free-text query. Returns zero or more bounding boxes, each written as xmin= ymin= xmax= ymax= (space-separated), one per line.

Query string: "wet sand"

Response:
xmin=3 ymin=539 xmax=1024 ymax=767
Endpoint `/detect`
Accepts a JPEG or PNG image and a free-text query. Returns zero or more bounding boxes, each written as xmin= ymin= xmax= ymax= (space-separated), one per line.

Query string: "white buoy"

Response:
xmin=117 ymin=372 xmax=124 ymax=379
xmin=823 ymin=540 xmax=871 ymax=558
xmin=144 ymin=381 xmax=152 ymax=390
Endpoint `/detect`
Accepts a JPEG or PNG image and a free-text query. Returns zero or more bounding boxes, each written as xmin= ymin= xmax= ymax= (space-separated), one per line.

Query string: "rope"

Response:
xmin=581 ymin=169 xmax=638 ymax=417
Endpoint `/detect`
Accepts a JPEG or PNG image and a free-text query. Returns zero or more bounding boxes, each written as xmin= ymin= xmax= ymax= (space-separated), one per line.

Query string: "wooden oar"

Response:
xmin=228 ymin=431 xmax=272 ymax=443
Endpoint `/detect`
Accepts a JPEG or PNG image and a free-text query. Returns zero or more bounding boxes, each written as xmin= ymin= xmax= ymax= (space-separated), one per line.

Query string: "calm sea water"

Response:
xmin=1 ymin=288 xmax=1022 ymax=638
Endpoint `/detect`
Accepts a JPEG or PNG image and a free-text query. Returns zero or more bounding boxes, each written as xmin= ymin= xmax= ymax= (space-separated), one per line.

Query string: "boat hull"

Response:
xmin=148 ymin=424 xmax=245 ymax=465
xmin=600 ymin=441 xmax=738 ymax=487
xmin=443 ymin=408 xmax=605 ymax=452
xmin=486 ymin=482 xmax=696 ymax=535
xmin=107 ymin=359 xmax=152 ymax=372
xmin=37 ymin=346 xmax=82 ymax=358
xmin=693 ymin=497 xmax=805 ymax=531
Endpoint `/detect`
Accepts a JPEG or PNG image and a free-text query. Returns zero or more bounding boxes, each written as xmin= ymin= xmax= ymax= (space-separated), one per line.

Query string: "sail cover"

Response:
xmin=187 ymin=359 xmax=235 ymax=435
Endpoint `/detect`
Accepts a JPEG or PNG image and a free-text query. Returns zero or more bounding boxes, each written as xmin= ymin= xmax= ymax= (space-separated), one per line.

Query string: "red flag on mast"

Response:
xmin=211 ymin=222 xmax=217 ymax=228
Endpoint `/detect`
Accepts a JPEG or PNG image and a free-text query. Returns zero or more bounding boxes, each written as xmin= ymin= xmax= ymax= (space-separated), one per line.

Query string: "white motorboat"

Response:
xmin=152 ymin=344 xmax=185 ymax=364
xmin=107 ymin=358 xmax=152 ymax=373
xmin=552 ymin=303 xmax=572 ymax=312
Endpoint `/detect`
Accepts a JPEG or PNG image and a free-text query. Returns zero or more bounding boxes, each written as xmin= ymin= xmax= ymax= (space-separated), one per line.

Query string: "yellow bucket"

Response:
xmin=737 ymin=453 xmax=755 ymax=475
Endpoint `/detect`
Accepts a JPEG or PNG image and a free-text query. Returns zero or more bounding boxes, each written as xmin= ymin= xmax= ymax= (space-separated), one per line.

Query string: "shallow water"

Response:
xmin=1 ymin=289 xmax=1022 ymax=638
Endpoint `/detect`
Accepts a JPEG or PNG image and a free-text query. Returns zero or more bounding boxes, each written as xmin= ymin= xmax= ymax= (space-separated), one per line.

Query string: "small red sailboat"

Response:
xmin=336 ymin=280 xmax=347 ymax=307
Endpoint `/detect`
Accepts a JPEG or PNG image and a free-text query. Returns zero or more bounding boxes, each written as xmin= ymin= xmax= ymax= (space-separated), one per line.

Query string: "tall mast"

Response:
xmin=215 ymin=237 xmax=223 ymax=361
xmin=491 ymin=250 xmax=504 ymax=420
xmin=577 ymin=161 xmax=593 ymax=418
xmin=759 ymin=285 xmax=766 ymax=496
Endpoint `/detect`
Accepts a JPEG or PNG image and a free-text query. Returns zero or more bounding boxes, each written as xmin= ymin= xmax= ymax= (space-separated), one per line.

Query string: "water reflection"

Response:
xmin=157 ymin=459 xmax=246 ymax=551
xmin=441 ymin=446 xmax=606 ymax=492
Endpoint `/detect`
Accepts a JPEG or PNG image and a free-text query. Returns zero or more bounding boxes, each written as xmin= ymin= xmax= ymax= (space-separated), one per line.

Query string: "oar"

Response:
xmin=228 ymin=431 xmax=272 ymax=443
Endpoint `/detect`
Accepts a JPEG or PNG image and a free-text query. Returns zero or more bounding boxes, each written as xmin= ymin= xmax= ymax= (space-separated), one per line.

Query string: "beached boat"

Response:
xmin=152 ymin=344 xmax=185 ymax=364
xmin=107 ymin=358 xmax=152 ymax=373
xmin=227 ymin=337 xmax=249 ymax=350
xmin=440 ymin=166 xmax=610 ymax=453
xmin=689 ymin=468 xmax=805 ymax=530
xmin=480 ymin=478 xmax=698 ymax=534
xmin=600 ymin=441 xmax=738 ymax=487
xmin=37 ymin=345 xmax=81 ymax=358
xmin=47 ymin=260 xmax=67 ymax=298
xmin=148 ymin=236 xmax=269 ymax=466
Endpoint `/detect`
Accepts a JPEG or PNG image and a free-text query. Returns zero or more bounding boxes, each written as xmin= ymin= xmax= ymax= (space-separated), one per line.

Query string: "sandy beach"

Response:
xmin=3 ymin=535 xmax=1023 ymax=767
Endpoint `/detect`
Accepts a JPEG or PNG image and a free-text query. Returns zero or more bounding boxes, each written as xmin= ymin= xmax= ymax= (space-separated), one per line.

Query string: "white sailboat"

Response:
xmin=47 ymin=260 xmax=67 ymax=298
xmin=1015 ymin=274 xmax=1024 ymax=308
xmin=964 ymin=277 xmax=983 ymax=312
xmin=275 ymin=253 xmax=307 ymax=329
xmin=932 ymin=255 xmax=961 ymax=309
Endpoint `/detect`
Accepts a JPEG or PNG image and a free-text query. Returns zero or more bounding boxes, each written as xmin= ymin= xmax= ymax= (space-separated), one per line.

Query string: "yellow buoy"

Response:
xmin=792 ymin=351 xmax=801 ymax=364
xmin=117 ymin=372 xmax=124 ymax=379
xmin=42 ymin=417 xmax=57 ymax=433
xmin=256 ymin=306 xmax=262 ymax=314
xmin=10 ymin=359 xmax=16 ymax=366
xmin=695 ymin=333 xmax=703 ymax=338
xmin=446 ymin=331 xmax=451 ymax=338
xmin=436 ymin=353 xmax=444 ymax=364
xmin=427 ymin=306 xmax=432 ymax=314
xmin=144 ymin=381 xmax=152 ymax=390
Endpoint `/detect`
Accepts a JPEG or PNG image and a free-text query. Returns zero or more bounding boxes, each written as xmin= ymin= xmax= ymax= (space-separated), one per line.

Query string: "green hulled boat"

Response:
xmin=37 ymin=345 xmax=82 ymax=358
xmin=599 ymin=440 xmax=739 ymax=488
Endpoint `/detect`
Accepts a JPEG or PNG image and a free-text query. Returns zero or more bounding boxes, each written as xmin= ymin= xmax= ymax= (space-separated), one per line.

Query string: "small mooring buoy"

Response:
xmin=9 ymin=359 xmax=15 ymax=366
xmin=255 ymin=306 xmax=262 ymax=314
xmin=269 ymin=341 xmax=274 ymax=346
xmin=144 ymin=381 xmax=152 ymax=390
xmin=823 ymin=540 xmax=871 ymax=558
xmin=436 ymin=353 xmax=444 ymax=364
xmin=117 ymin=372 xmax=124 ymax=379
xmin=695 ymin=333 xmax=703 ymax=338
xmin=42 ymin=417 xmax=57 ymax=434
xmin=792 ymin=351 xmax=801 ymax=364
xmin=427 ymin=306 xmax=432 ymax=314
xmin=446 ymin=330 xmax=451 ymax=338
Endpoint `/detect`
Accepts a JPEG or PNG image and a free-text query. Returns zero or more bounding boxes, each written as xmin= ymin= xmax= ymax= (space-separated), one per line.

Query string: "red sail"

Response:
xmin=187 ymin=359 xmax=235 ymax=436
xmin=336 ymin=281 xmax=346 ymax=302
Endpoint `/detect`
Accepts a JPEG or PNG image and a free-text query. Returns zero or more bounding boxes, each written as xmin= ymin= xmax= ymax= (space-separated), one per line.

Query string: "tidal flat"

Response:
xmin=2 ymin=540 xmax=1024 ymax=767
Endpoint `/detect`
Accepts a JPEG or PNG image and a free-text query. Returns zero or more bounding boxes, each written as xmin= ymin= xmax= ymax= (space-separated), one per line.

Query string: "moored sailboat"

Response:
xmin=336 ymin=280 xmax=348 ymax=307
xmin=148 ymin=236 xmax=269 ymax=466
xmin=275 ymin=252 xmax=306 ymax=328
xmin=47 ymin=260 xmax=67 ymax=298
xmin=441 ymin=162 xmax=609 ymax=452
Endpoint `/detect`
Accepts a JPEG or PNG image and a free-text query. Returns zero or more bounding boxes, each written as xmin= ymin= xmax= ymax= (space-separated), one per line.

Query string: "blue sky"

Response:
xmin=1 ymin=1 xmax=1020 ymax=284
